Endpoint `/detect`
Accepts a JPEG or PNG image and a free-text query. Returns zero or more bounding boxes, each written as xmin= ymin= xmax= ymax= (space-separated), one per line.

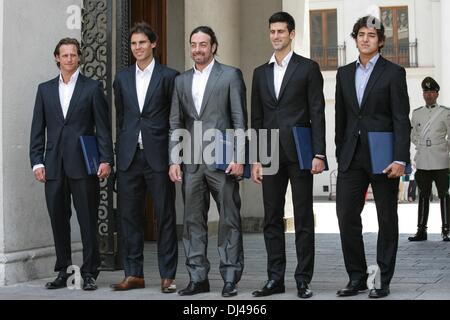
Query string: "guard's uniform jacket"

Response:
xmin=411 ymin=104 xmax=450 ymax=170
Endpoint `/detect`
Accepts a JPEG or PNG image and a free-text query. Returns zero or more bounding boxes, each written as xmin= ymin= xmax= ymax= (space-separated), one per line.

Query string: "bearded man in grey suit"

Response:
xmin=169 ymin=26 xmax=247 ymax=298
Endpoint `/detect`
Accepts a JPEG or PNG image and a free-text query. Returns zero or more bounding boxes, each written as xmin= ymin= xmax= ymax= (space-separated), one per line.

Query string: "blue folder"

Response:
xmin=79 ymin=136 xmax=100 ymax=176
xmin=367 ymin=132 xmax=412 ymax=175
xmin=292 ymin=127 xmax=329 ymax=171
xmin=214 ymin=131 xmax=251 ymax=179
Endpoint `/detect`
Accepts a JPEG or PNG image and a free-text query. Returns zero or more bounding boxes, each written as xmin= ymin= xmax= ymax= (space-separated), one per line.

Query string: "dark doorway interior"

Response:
xmin=129 ymin=0 xmax=167 ymax=241
xmin=130 ymin=0 xmax=167 ymax=65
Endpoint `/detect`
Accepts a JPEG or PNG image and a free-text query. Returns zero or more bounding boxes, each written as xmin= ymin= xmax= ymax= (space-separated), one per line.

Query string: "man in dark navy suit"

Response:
xmin=29 ymin=38 xmax=113 ymax=291
xmin=111 ymin=22 xmax=179 ymax=293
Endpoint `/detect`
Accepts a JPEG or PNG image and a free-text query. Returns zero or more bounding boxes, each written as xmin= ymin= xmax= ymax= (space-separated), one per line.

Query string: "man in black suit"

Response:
xmin=29 ymin=38 xmax=113 ymax=291
xmin=251 ymin=12 xmax=326 ymax=299
xmin=111 ymin=22 xmax=179 ymax=293
xmin=335 ymin=16 xmax=410 ymax=298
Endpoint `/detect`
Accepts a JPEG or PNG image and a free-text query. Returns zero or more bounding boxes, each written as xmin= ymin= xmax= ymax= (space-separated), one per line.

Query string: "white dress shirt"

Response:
xmin=269 ymin=51 xmax=293 ymax=99
xmin=59 ymin=68 xmax=80 ymax=118
xmin=33 ymin=69 xmax=80 ymax=172
xmin=192 ymin=59 xmax=215 ymax=115
xmin=136 ymin=59 xmax=155 ymax=145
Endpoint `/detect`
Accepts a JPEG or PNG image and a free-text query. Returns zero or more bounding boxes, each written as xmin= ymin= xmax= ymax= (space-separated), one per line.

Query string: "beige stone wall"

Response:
xmin=1 ymin=0 xmax=83 ymax=285
xmin=239 ymin=0 xmax=282 ymax=220
xmin=167 ymin=0 xmax=185 ymax=72
xmin=184 ymin=0 xmax=241 ymax=69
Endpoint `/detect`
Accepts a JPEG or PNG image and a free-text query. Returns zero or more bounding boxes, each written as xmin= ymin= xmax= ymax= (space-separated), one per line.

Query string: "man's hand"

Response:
xmin=169 ymin=164 xmax=183 ymax=183
xmin=383 ymin=162 xmax=405 ymax=179
xmin=226 ymin=162 xmax=244 ymax=178
xmin=34 ymin=168 xmax=46 ymax=183
xmin=311 ymin=158 xmax=325 ymax=175
xmin=251 ymin=163 xmax=263 ymax=184
xmin=97 ymin=163 xmax=111 ymax=179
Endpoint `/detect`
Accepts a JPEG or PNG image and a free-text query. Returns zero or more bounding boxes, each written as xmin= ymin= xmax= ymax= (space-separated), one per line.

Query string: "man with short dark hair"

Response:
xmin=111 ymin=22 xmax=179 ymax=293
xmin=169 ymin=26 xmax=247 ymax=297
xmin=251 ymin=11 xmax=326 ymax=299
xmin=335 ymin=16 xmax=410 ymax=298
xmin=30 ymin=38 xmax=114 ymax=291
xmin=409 ymin=77 xmax=450 ymax=242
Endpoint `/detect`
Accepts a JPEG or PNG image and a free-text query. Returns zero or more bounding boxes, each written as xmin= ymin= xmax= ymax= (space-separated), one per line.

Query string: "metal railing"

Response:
xmin=311 ymin=40 xmax=418 ymax=69
xmin=311 ymin=44 xmax=346 ymax=70
xmin=382 ymin=40 xmax=418 ymax=68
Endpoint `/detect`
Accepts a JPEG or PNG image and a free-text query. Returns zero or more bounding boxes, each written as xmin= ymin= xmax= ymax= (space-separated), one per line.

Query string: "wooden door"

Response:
xmin=130 ymin=0 xmax=167 ymax=65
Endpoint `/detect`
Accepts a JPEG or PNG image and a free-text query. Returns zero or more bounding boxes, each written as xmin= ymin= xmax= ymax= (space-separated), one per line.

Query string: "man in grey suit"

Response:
xmin=169 ymin=26 xmax=247 ymax=297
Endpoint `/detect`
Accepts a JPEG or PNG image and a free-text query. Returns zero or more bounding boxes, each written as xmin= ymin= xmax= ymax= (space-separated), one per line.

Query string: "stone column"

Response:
xmin=0 ymin=0 xmax=82 ymax=286
xmin=441 ymin=0 xmax=450 ymax=105
xmin=0 ymin=0 xmax=4 ymax=282
xmin=184 ymin=0 xmax=241 ymax=69
xmin=282 ymin=0 xmax=306 ymax=56
xmin=239 ymin=0 xmax=282 ymax=229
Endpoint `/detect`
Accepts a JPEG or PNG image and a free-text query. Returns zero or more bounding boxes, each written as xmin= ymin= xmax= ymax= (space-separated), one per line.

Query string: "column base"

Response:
xmin=0 ymin=243 xmax=83 ymax=286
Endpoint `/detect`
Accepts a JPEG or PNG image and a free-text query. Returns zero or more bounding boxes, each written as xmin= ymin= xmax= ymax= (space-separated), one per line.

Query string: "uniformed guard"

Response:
xmin=409 ymin=77 xmax=450 ymax=241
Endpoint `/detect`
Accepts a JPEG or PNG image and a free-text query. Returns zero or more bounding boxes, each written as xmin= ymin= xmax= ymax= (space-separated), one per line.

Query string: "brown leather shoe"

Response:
xmin=111 ymin=276 xmax=145 ymax=291
xmin=161 ymin=278 xmax=176 ymax=293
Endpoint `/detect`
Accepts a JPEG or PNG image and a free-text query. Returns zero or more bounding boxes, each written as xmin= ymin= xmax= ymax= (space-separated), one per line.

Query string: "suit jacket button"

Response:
xmin=358 ymin=115 xmax=362 ymax=119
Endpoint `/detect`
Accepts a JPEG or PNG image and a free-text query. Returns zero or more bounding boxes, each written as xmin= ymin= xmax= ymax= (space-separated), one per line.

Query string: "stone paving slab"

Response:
xmin=0 ymin=232 xmax=449 ymax=301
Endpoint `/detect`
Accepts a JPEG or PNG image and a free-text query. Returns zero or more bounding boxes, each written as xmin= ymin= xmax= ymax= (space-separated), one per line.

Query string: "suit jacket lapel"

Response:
xmin=50 ymin=77 xmax=65 ymax=122
xmin=143 ymin=62 xmax=162 ymax=110
xmin=360 ymin=56 xmax=386 ymax=109
xmin=184 ymin=69 xmax=199 ymax=119
xmin=277 ymin=54 xmax=301 ymax=102
xmin=64 ymin=74 xmax=85 ymax=123
xmin=127 ymin=65 xmax=141 ymax=113
xmin=346 ymin=62 xmax=360 ymax=114
xmin=199 ymin=62 xmax=222 ymax=118
xmin=264 ymin=63 xmax=277 ymax=103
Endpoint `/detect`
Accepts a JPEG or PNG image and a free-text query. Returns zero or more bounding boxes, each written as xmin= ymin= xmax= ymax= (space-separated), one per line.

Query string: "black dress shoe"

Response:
xmin=45 ymin=275 xmax=69 ymax=289
xmin=252 ymin=280 xmax=285 ymax=297
xmin=83 ymin=277 xmax=98 ymax=291
xmin=222 ymin=282 xmax=237 ymax=297
xmin=336 ymin=277 xmax=368 ymax=297
xmin=297 ymin=280 xmax=313 ymax=299
xmin=178 ymin=280 xmax=210 ymax=296
xmin=369 ymin=286 xmax=390 ymax=298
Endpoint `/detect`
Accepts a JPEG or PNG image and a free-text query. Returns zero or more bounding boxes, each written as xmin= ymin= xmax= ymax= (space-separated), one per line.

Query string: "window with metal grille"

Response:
xmin=380 ymin=6 xmax=417 ymax=67
xmin=310 ymin=9 xmax=340 ymax=70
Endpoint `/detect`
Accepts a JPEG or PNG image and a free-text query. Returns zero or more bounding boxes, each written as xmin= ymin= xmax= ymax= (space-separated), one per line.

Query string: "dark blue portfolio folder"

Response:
xmin=367 ymin=132 xmax=412 ymax=175
xmin=79 ymin=136 xmax=100 ymax=176
xmin=215 ymin=131 xmax=251 ymax=179
xmin=292 ymin=127 xmax=329 ymax=171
